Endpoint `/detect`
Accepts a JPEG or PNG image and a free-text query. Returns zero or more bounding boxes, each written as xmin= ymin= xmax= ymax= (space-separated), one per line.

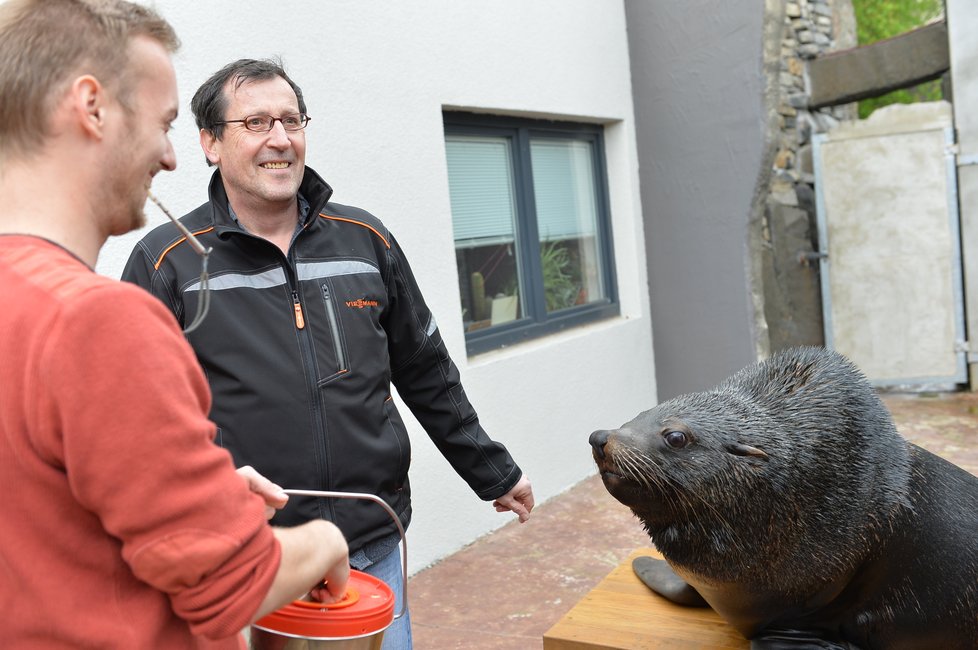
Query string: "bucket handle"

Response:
xmin=282 ymin=489 xmax=407 ymax=620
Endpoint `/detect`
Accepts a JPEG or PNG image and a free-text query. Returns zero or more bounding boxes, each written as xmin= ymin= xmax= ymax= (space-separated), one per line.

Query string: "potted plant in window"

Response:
xmin=541 ymin=240 xmax=577 ymax=312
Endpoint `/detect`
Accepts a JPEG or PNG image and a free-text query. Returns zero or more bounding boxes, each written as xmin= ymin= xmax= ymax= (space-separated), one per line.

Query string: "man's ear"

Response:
xmin=72 ymin=75 xmax=106 ymax=139
xmin=200 ymin=128 xmax=220 ymax=165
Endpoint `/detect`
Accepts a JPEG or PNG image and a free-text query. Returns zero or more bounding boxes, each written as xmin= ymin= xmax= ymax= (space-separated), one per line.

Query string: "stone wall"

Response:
xmin=760 ymin=0 xmax=857 ymax=352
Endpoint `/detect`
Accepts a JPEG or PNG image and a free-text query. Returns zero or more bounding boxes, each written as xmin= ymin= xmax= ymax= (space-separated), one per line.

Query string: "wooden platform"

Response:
xmin=543 ymin=548 xmax=748 ymax=649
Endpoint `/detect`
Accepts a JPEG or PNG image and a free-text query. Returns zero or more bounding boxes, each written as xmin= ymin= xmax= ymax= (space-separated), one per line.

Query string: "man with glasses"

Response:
xmin=0 ymin=4 xmax=349 ymax=648
xmin=123 ymin=58 xmax=535 ymax=649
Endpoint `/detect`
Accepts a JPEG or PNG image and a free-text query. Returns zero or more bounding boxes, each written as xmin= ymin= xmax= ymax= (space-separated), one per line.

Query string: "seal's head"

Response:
xmin=590 ymin=346 xmax=912 ymax=590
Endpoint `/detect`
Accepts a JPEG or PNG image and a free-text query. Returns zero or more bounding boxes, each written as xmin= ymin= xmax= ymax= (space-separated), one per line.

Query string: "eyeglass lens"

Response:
xmin=244 ymin=114 xmax=308 ymax=132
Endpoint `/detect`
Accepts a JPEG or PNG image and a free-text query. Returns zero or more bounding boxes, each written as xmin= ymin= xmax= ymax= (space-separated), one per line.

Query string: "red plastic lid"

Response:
xmin=253 ymin=569 xmax=395 ymax=639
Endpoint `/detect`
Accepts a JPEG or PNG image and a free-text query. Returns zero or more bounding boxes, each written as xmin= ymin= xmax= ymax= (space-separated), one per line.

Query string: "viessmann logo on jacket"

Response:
xmin=346 ymin=298 xmax=380 ymax=309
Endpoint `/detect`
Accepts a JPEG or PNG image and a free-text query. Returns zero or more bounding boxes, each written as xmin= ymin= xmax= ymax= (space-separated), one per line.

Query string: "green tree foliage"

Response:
xmin=851 ymin=0 xmax=945 ymax=118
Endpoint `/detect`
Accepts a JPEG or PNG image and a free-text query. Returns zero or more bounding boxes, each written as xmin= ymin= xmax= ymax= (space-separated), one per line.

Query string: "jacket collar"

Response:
xmin=207 ymin=166 xmax=335 ymax=235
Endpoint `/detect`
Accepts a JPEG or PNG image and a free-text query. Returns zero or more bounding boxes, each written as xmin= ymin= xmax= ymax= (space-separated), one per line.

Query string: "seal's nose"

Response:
xmin=589 ymin=429 xmax=610 ymax=460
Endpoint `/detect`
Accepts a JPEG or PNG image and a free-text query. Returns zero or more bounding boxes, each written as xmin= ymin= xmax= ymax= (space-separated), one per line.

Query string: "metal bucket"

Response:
xmin=250 ymin=490 xmax=407 ymax=650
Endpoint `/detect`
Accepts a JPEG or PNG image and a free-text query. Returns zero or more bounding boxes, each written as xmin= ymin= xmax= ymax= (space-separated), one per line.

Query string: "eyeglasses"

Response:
xmin=214 ymin=113 xmax=311 ymax=133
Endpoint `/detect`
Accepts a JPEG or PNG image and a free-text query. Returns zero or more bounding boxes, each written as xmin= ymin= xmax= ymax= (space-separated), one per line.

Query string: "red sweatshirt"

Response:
xmin=0 ymin=236 xmax=281 ymax=648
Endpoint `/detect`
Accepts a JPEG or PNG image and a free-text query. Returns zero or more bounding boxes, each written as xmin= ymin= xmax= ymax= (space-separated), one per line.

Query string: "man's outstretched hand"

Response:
xmin=492 ymin=475 xmax=535 ymax=523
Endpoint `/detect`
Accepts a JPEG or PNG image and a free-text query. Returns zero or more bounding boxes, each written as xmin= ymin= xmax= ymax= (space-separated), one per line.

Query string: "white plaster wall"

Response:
xmin=75 ymin=0 xmax=655 ymax=573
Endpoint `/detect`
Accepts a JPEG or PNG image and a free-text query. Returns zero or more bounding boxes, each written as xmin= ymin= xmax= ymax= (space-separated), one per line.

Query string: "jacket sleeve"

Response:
xmin=42 ymin=282 xmax=279 ymax=639
xmin=383 ymin=233 xmax=522 ymax=501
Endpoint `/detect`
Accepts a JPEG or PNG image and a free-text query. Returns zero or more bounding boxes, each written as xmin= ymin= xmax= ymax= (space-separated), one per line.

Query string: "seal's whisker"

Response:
xmin=616 ymin=452 xmax=654 ymax=490
xmin=629 ymin=452 xmax=669 ymax=492
xmin=675 ymin=479 xmax=740 ymax=544
xmin=627 ymin=450 xmax=667 ymax=491
xmin=618 ymin=448 xmax=651 ymax=472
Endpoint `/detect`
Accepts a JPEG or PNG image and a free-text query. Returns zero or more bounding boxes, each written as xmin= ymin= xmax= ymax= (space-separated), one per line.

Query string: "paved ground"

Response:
xmin=406 ymin=391 xmax=978 ymax=649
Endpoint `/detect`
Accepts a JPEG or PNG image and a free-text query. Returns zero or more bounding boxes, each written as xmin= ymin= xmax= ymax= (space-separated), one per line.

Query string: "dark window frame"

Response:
xmin=444 ymin=111 xmax=619 ymax=355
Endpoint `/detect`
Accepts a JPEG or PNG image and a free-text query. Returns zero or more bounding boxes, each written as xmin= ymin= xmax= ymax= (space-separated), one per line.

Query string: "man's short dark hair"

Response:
xmin=191 ymin=58 xmax=306 ymax=147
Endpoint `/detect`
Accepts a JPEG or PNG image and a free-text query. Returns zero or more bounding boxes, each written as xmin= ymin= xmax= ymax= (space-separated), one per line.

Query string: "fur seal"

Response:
xmin=589 ymin=346 xmax=978 ymax=649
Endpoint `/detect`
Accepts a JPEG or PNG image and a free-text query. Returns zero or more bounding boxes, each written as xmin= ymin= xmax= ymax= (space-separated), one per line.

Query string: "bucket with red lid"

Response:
xmin=250 ymin=490 xmax=406 ymax=650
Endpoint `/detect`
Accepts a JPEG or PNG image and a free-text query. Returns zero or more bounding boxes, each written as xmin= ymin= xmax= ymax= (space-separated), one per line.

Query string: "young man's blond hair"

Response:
xmin=0 ymin=0 xmax=179 ymax=163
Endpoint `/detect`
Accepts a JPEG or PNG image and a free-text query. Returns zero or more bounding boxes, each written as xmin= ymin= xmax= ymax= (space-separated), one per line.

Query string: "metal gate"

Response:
xmin=813 ymin=105 xmax=967 ymax=388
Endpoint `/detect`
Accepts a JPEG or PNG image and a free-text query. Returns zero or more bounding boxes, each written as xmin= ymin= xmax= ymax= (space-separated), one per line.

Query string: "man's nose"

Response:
xmin=266 ymin=120 xmax=292 ymax=147
xmin=161 ymin=137 xmax=176 ymax=171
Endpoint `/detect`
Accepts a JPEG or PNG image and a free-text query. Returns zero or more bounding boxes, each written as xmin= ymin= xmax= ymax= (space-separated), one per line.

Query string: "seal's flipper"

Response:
xmin=631 ymin=556 xmax=707 ymax=607
xmin=750 ymin=631 xmax=861 ymax=649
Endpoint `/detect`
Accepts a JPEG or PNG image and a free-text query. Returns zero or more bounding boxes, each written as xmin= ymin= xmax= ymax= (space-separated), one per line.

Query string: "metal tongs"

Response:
xmin=146 ymin=190 xmax=213 ymax=334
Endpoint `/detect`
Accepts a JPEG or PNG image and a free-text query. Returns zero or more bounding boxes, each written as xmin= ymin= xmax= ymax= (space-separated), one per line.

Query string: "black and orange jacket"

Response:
xmin=123 ymin=168 xmax=522 ymax=553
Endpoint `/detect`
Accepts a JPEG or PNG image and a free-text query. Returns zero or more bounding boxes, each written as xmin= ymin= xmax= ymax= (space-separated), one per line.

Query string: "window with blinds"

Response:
xmin=444 ymin=112 xmax=618 ymax=354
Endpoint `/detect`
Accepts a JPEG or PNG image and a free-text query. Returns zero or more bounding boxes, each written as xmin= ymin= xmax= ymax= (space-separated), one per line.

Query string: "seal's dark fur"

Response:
xmin=590 ymin=346 xmax=978 ymax=649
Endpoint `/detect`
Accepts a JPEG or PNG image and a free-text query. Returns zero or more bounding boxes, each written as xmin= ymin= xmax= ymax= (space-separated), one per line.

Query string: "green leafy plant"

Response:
xmin=540 ymin=241 xmax=577 ymax=312
xmin=851 ymin=0 xmax=944 ymax=118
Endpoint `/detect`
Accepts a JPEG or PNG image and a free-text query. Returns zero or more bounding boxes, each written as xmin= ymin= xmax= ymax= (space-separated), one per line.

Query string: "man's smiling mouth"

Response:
xmin=260 ymin=162 xmax=289 ymax=169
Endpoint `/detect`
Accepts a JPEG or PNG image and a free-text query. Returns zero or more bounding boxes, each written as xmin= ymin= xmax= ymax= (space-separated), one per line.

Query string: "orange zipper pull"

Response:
xmin=292 ymin=291 xmax=305 ymax=329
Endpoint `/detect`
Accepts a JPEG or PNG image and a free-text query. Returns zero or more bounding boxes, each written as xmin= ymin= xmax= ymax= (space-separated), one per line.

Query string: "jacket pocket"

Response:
xmin=318 ymin=282 xmax=349 ymax=384
xmin=383 ymin=396 xmax=411 ymax=486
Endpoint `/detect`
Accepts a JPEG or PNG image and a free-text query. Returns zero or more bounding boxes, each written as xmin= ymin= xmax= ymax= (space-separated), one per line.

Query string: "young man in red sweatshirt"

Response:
xmin=0 ymin=1 xmax=349 ymax=647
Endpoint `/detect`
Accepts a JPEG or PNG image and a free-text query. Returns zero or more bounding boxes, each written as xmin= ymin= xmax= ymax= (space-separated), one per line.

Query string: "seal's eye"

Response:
xmin=663 ymin=430 xmax=689 ymax=449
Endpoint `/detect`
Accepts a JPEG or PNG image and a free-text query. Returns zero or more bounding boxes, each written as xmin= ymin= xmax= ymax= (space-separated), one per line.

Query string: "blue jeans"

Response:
xmin=361 ymin=545 xmax=412 ymax=650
